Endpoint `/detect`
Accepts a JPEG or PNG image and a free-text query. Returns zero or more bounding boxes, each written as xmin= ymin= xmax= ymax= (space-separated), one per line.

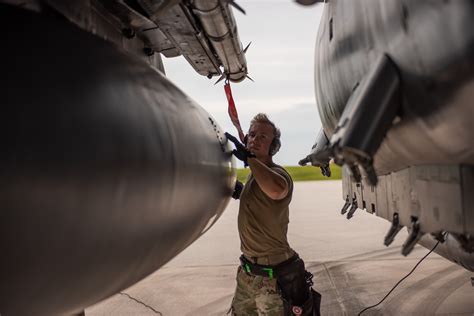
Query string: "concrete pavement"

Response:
xmin=87 ymin=180 xmax=474 ymax=315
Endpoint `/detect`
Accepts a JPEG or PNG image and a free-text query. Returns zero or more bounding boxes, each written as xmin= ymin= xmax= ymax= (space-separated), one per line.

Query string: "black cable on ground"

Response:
xmin=119 ymin=292 xmax=162 ymax=315
xmin=357 ymin=238 xmax=442 ymax=315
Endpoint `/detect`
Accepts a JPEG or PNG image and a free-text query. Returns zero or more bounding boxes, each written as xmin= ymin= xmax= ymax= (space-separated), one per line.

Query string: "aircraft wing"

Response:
xmin=300 ymin=0 xmax=474 ymax=271
xmin=39 ymin=0 xmax=248 ymax=81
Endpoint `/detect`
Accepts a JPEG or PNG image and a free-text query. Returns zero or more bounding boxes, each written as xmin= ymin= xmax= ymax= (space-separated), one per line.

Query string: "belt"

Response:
xmin=244 ymin=250 xmax=295 ymax=266
xmin=239 ymin=253 xmax=300 ymax=279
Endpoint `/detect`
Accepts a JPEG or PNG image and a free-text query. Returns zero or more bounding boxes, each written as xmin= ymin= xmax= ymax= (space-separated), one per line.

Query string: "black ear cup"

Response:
xmin=247 ymin=134 xmax=280 ymax=156
xmin=269 ymin=137 xmax=281 ymax=156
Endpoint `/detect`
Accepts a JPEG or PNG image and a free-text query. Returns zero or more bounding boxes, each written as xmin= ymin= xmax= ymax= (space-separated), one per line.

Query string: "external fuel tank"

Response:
xmin=0 ymin=6 xmax=234 ymax=315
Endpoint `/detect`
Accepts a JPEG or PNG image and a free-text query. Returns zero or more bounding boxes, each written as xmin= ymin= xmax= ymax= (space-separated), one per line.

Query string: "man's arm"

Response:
xmin=248 ymin=158 xmax=289 ymax=200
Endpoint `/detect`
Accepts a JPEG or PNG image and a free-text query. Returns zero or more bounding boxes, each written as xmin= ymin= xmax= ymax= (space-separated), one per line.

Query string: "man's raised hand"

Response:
xmin=225 ymin=132 xmax=255 ymax=167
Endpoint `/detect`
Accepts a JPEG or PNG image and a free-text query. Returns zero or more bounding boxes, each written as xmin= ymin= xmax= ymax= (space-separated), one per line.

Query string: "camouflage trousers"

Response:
xmin=230 ymin=266 xmax=284 ymax=316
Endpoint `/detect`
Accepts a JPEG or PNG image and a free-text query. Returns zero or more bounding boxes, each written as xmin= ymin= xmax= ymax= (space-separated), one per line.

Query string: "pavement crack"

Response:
xmin=119 ymin=292 xmax=163 ymax=315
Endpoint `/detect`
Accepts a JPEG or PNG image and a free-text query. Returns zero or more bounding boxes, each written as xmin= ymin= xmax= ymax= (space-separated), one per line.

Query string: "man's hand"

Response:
xmin=225 ymin=132 xmax=255 ymax=167
xmin=232 ymin=180 xmax=244 ymax=199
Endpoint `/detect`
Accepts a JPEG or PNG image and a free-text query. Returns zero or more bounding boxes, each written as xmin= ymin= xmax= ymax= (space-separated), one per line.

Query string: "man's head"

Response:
xmin=246 ymin=113 xmax=281 ymax=160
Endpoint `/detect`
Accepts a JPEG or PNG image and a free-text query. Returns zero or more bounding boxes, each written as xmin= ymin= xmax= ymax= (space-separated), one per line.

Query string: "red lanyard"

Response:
xmin=224 ymin=80 xmax=245 ymax=142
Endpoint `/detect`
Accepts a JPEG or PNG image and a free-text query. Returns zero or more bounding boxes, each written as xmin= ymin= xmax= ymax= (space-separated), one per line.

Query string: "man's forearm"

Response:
xmin=247 ymin=158 xmax=288 ymax=200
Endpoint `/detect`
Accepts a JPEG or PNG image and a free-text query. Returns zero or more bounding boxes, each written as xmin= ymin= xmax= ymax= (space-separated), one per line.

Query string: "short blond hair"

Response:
xmin=250 ymin=113 xmax=281 ymax=155
xmin=250 ymin=113 xmax=281 ymax=138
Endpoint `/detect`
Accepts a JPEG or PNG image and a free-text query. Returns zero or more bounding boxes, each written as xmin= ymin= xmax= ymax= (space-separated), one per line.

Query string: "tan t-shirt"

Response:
xmin=238 ymin=164 xmax=294 ymax=258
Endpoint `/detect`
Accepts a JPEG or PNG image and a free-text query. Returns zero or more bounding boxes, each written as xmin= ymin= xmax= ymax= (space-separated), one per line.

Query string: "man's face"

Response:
xmin=247 ymin=122 xmax=275 ymax=158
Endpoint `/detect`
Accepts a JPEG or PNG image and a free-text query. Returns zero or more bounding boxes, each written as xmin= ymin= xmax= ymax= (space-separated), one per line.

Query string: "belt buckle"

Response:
xmin=262 ymin=267 xmax=274 ymax=279
xmin=240 ymin=256 xmax=253 ymax=274
xmin=244 ymin=263 xmax=251 ymax=273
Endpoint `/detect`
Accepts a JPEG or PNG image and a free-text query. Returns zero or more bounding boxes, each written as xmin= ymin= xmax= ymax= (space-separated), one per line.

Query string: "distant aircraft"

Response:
xmin=0 ymin=1 xmax=247 ymax=315
xmin=298 ymin=0 xmax=474 ymax=272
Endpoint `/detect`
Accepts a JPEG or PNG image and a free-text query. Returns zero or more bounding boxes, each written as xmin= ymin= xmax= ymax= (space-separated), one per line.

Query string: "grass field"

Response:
xmin=236 ymin=164 xmax=341 ymax=183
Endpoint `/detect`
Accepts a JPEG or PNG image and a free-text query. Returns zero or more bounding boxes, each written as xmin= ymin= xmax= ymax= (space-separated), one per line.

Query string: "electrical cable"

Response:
xmin=357 ymin=237 xmax=443 ymax=315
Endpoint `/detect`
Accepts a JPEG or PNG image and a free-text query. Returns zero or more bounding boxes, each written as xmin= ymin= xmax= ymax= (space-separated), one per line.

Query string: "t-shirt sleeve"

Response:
xmin=271 ymin=167 xmax=293 ymax=198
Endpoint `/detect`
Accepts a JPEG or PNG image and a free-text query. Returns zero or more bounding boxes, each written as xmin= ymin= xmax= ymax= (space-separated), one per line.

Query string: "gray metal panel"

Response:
xmin=42 ymin=0 xmax=233 ymax=77
xmin=386 ymin=172 xmax=395 ymax=222
xmin=45 ymin=0 xmax=93 ymax=30
xmin=90 ymin=3 xmax=123 ymax=47
xmin=141 ymin=27 xmax=180 ymax=57
xmin=136 ymin=0 xmax=180 ymax=16
xmin=354 ymin=180 xmax=364 ymax=211
xmin=415 ymin=165 xmax=463 ymax=233
xmin=342 ymin=165 xmax=352 ymax=201
xmin=91 ymin=3 xmax=168 ymax=69
xmin=390 ymin=168 xmax=413 ymax=227
xmin=363 ymin=181 xmax=377 ymax=214
xmin=151 ymin=4 xmax=221 ymax=76
xmin=419 ymin=233 xmax=474 ymax=272
xmin=95 ymin=0 xmax=157 ymax=30
xmin=92 ymin=0 xmax=179 ymax=57
xmin=375 ymin=175 xmax=389 ymax=220
xmin=354 ymin=164 xmax=472 ymax=235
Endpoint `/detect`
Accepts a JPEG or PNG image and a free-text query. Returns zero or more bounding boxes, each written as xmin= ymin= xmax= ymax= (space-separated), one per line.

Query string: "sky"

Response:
xmin=163 ymin=1 xmax=324 ymax=166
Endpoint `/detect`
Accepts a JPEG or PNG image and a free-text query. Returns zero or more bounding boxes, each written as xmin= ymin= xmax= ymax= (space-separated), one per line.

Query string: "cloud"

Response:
xmin=270 ymin=103 xmax=322 ymax=166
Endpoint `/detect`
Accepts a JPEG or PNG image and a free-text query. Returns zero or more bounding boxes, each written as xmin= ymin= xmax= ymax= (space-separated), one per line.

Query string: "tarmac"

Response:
xmin=87 ymin=180 xmax=474 ymax=315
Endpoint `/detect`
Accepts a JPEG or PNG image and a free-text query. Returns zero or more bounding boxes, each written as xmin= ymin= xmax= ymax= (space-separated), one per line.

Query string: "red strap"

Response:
xmin=224 ymin=81 xmax=245 ymax=142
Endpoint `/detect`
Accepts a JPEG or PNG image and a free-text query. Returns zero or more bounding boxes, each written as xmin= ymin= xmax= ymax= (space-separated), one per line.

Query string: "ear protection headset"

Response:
xmin=244 ymin=132 xmax=281 ymax=156
xmin=269 ymin=136 xmax=281 ymax=156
